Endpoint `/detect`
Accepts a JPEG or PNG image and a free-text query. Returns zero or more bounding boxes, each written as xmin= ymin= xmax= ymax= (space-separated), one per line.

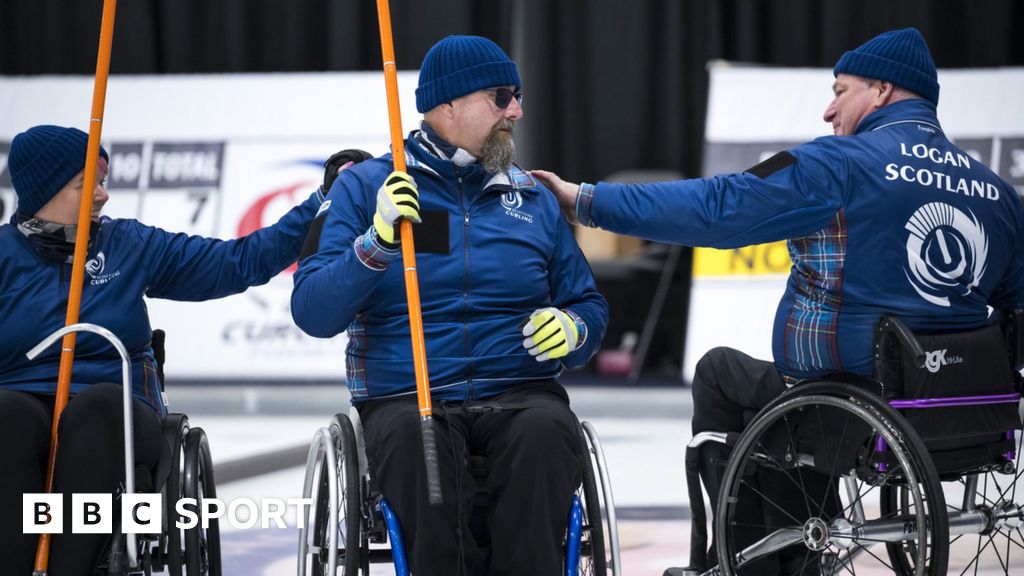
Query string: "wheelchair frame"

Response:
xmin=297 ymin=407 xmax=622 ymax=575
xmin=27 ymin=324 xmax=221 ymax=576
xmin=679 ymin=312 xmax=1024 ymax=576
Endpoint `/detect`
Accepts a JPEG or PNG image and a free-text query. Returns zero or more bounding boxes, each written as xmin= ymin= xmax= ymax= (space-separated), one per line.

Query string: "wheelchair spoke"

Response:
xmin=957 ymin=541 xmax=981 ymax=576
xmin=972 ymin=473 xmax=999 ymax=509
xmin=751 ymin=436 xmax=831 ymax=524
xmin=735 ymin=475 xmax=803 ymax=526
xmin=837 ymin=478 xmax=874 ymax=523
xmin=779 ymin=416 xmax=815 ymax=520
xmin=1004 ymin=527 xmax=1015 ymax=576
xmin=985 ymin=530 xmax=1010 ymax=574
xmin=794 ymin=548 xmax=815 ymax=576
xmin=991 ymin=468 xmax=1024 ymax=508
xmin=962 ymin=529 xmax=1005 ymax=576
xmin=1011 ymin=527 xmax=1024 ymax=551
xmin=848 ymin=541 xmax=894 ymax=571
xmin=819 ymin=406 xmax=854 ymax=519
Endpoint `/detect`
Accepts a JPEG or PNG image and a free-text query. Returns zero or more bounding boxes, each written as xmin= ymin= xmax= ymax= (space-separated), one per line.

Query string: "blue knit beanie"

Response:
xmin=9 ymin=125 xmax=109 ymax=217
xmin=834 ymin=28 xmax=939 ymax=105
xmin=415 ymin=35 xmax=521 ymax=113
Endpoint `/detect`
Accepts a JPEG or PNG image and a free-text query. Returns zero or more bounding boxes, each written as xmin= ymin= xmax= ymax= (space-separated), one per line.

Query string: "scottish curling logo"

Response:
xmin=500 ymin=190 xmax=533 ymax=223
xmin=86 ymin=251 xmax=121 ymax=285
xmin=904 ymin=202 xmax=988 ymax=307
xmin=85 ymin=251 xmax=105 ymax=277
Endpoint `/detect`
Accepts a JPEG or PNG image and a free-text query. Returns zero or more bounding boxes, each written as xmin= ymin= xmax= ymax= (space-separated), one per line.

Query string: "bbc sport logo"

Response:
xmin=23 ymin=493 xmax=314 ymax=533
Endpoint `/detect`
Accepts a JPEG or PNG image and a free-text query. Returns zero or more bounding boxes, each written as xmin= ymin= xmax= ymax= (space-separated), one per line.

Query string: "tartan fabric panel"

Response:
xmin=782 ymin=210 xmax=847 ymax=374
xmin=346 ymin=320 xmax=368 ymax=399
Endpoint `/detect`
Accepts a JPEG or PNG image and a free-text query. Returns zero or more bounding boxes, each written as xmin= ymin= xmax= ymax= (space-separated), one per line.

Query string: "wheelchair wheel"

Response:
xmin=182 ymin=426 xmax=222 ymax=576
xmin=578 ymin=443 xmax=607 ymax=576
xmin=885 ymin=430 xmax=1024 ymax=576
xmin=715 ymin=382 xmax=948 ymax=576
xmin=302 ymin=413 xmax=361 ymax=575
xmin=576 ymin=421 xmax=620 ymax=576
xmin=162 ymin=414 xmax=188 ymax=576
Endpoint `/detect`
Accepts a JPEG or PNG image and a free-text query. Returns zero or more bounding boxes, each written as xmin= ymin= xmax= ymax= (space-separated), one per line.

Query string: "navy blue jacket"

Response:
xmin=291 ymin=131 xmax=608 ymax=402
xmin=582 ymin=99 xmax=1024 ymax=380
xmin=0 ymin=190 xmax=323 ymax=414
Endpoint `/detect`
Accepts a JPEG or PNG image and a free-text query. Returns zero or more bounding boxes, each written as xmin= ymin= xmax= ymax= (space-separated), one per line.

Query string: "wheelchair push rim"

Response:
xmin=298 ymin=412 xmax=362 ymax=575
xmin=715 ymin=383 xmax=949 ymax=576
xmin=182 ymin=426 xmax=222 ymax=576
xmin=576 ymin=420 xmax=621 ymax=576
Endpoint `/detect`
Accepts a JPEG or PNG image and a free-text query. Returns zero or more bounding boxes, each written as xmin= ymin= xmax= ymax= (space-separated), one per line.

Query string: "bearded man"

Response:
xmin=291 ymin=35 xmax=608 ymax=576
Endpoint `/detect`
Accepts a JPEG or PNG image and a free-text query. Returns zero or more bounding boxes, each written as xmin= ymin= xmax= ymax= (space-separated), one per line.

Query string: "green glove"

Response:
xmin=374 ymin=170 xmax=420 ymax=246
xmin=521 ymin=307 xmax=580 ymax=362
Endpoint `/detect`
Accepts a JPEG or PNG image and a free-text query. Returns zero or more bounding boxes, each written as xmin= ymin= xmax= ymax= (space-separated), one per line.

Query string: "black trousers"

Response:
xmin=0 ymin=384 xmax=163 ymax=576
xmin=358 ymin=380 xmax=582 ymax=576
xmin=691 ymin=347 xmax=836 ymax=575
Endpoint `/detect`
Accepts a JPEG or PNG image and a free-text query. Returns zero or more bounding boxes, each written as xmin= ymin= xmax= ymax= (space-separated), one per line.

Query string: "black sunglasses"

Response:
xmin=488 ymin=87 xmax=523 ymax=109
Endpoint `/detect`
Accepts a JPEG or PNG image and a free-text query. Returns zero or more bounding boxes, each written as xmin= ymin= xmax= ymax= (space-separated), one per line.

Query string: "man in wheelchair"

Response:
xmin=0 ymin=124 xmax=365 ymax=574
xmin=292 ymin=35 xmax=609 ymax=575
xmin=532 ymin=28 xmax=1024 ymax=575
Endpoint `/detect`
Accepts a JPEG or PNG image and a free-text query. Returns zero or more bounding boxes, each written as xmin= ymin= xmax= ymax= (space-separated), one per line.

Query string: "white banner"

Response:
xmin=684 ymin=63 xmax=1024 ymax=380
xmin=0 ymin=72 xmax=421 ymax=380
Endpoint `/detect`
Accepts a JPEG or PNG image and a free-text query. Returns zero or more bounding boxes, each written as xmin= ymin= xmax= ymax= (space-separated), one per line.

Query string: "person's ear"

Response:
xmin=875 ymin=81 xmax=894 ymax=106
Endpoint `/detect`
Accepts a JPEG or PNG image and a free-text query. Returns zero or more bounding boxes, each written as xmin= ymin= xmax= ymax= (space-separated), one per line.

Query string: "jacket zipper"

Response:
xmin=456 ymin=171 xmax=475 ymax=398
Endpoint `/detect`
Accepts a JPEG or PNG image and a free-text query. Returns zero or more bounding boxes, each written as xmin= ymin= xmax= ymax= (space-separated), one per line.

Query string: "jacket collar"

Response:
xmin=13 ymin=212 xmax=101 ymax=264
xmin=404 ymin=128 xmax=540 ymax=196
xmin=854 ymin=98 xmax=943 ymax=136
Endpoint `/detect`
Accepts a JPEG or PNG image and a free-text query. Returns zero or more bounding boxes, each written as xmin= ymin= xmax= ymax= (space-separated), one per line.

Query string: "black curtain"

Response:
xmin=515 ymin=0 xmax=1024 ymax=181
xmin=2 ymin=0 xmax=1022 ymax=180
xmin=4 ymin=0 xmax=1021 ymax=377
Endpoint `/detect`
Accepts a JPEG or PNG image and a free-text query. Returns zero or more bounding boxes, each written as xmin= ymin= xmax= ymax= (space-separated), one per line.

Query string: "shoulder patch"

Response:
xmin=511 ymin=167 xmax=537 ymax=189
xmin=315 ymin=199 xmax=332 ymax=217
xmin=745 ymin=151 xmax=797 ymax=179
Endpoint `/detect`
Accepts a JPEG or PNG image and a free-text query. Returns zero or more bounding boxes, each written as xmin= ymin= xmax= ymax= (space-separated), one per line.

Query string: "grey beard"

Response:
xmin=480 ymin=125 xmax=516 ymax=174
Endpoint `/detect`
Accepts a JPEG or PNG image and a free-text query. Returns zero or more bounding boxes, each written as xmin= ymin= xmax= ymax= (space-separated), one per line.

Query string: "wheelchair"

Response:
xmin=678 ymin=309 xmax=1024 ymax=576
xmin=297 ymin=405 xmax=621 ymax=575
xmin=28 ymin=325 xmax=221 ymax=575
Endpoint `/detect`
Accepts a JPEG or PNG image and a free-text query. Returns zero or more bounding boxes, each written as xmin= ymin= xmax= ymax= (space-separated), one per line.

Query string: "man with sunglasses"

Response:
xmin=292 ymin=35 xmax=607 ymax=575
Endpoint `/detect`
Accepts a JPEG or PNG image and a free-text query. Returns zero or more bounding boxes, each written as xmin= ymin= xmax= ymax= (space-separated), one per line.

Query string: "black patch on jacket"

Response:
xmin=745 ymin=151 xmax=796 ymax=179
xmin=414 ymin=210 xmax=450 ymax=255
xmin=299 ymin=211 xmax=328 ymax=261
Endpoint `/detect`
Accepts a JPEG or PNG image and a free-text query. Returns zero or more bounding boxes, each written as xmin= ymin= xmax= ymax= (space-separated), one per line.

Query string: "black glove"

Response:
xmin=322 ymin=149 xmax=373 ymax=194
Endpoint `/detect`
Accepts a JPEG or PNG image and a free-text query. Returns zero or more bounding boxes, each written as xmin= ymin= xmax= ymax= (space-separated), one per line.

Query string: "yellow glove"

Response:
xmin=521 ymin=307 xmax=580 ymax=362
xmin=374 ymin=170 xmax=420 ymax=245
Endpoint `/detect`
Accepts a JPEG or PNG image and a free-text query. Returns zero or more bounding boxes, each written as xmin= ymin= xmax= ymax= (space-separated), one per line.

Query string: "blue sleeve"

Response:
xmin=143 ymin=190 xmax=323 ymax=300
xmin=588 ymin=140 xmax=849 ymax=249
xmin=990 ymin=192 xmax=1024 ymax=310
xmin=291 ymin=169 xmax=392 ymax=338
xmin=550 ymin=214 xmax=608 ymax=368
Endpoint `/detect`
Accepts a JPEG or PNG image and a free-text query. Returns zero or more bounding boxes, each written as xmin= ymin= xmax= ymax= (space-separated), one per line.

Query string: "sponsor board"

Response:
xmin=1 ymin=72 xmax=420 ymax=381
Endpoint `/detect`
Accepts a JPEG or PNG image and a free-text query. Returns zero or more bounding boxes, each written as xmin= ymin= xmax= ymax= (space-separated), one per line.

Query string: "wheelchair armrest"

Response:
xmin=876 ymin=316 xmax=926 ymax=367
